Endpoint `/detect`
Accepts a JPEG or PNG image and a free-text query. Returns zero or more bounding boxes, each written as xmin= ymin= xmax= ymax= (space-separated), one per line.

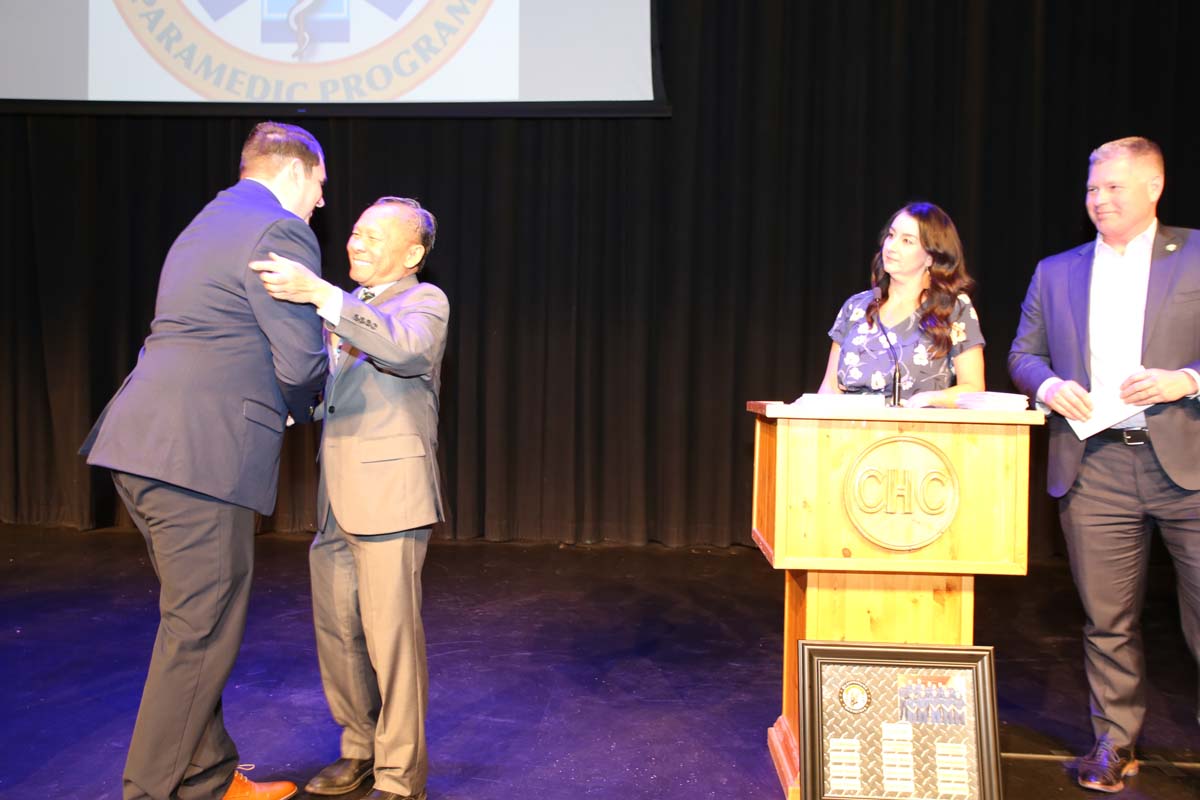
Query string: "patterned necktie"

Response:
xmin=360 ymin=288 xmax=375 ymax=302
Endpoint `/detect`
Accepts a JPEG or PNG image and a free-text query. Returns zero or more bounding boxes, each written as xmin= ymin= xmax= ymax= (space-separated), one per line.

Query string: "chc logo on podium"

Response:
xmin=842 ymin=436 xmax=959 ymax=551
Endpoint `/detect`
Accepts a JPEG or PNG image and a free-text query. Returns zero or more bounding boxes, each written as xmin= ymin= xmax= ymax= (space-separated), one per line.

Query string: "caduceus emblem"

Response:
xmin=287 ymin=0 xmax=320 ymax=59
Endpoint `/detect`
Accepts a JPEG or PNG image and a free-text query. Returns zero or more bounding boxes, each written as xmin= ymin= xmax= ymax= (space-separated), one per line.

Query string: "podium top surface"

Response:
xmin=746 ymin=400 xmax=1045 ymax=426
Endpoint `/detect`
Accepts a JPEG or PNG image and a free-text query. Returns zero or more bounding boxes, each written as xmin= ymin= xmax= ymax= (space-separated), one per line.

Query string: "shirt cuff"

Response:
xmin=1035 ymin=377 xmax=1061 ymax=405
xmin=317 ymin=286 xmax=345 ymax=326
xmin=1182 ymin=368 xmax=1200 ymax=400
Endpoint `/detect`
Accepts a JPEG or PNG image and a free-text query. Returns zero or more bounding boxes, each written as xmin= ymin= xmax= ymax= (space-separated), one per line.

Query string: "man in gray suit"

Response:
xmin=253 ymin=196 xmax=449 ymax=800
xmin=1009 ymin=136 xmax=1200 ymax=793
xmin=81 ymin=121 xmax=328 ymax=800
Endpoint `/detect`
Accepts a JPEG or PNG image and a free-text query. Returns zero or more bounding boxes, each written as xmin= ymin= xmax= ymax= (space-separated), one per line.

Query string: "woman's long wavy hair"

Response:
xmin=866 ymin=202 xmax=975 ymax=359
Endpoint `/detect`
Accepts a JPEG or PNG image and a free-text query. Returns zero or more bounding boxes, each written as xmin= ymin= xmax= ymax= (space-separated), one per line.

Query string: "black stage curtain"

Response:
xmin=2 ymin=1 xmax=1196 ymax=552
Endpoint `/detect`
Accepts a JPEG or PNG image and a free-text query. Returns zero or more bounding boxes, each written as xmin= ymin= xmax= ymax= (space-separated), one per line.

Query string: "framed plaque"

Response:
xmin=798 ymin=641 xmax=1001 ymax=800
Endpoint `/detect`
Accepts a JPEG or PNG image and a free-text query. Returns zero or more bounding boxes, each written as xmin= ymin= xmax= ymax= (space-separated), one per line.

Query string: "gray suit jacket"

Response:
xmin=82 ymin=179 xmax=327 ymax=514
xmin=1009 ymin=224 xmax=1200 ymax=497
xmin=318 ymin=274 xmax=450 ymax=535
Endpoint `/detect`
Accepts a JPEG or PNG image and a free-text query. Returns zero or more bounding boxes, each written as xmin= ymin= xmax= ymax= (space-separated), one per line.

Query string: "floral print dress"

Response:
xmin=827 ymin=289 xmax=985 ymax=400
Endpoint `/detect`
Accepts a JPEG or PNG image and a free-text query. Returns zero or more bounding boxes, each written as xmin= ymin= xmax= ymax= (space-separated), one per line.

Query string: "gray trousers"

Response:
xmin=113 ymin=471 xmax=255 ymax=800
xmin=310 ymin=511 xmax=430 ymax=797
xmin=1059 ymin=437 xmax=1200 ymax=749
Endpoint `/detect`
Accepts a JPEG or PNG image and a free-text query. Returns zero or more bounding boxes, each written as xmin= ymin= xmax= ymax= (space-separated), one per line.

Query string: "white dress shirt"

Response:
xmin=1089 ymin=220 xmax=1156 ymax=429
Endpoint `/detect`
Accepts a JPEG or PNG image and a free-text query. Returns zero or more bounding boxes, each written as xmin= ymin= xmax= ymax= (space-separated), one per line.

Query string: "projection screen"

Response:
xmin=0 ymin=0 xmax=667 ymax=116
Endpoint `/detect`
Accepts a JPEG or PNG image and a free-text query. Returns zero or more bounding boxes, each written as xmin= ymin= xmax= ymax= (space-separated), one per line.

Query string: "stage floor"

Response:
xmin=2 ymin=525 xmax=1198 ymax=799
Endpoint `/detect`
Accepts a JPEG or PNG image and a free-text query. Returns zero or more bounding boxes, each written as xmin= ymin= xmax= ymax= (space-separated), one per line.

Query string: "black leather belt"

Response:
xmin=1095 ymin=428 xmax=1149 ymax=446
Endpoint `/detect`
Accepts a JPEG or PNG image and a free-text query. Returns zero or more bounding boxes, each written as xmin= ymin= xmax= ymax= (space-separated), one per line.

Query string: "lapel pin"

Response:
xmin=1166 ymin=243 xmax=1178 ymax=252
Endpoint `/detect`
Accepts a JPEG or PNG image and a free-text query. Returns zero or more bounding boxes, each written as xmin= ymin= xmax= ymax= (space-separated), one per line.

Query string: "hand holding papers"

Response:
xmin=1065 ymin=393 xmax=1151 ymax=440
xmin=1049 ymin=369 xmax=1152 ymax=440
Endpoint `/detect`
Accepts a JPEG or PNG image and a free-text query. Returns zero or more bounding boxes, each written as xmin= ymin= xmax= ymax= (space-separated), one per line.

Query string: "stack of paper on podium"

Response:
xmin=954 ymin=392 xmax=1031 ymax=411
xmin=790 ymin=393 xmax=887 ymax=410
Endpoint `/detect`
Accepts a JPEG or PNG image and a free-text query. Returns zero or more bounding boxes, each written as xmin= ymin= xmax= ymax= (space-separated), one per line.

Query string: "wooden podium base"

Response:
xmin=771 ymin=568 xmax=976 ymax=798
xmin=745 ymin=403 xmax=1039 ymax=799
xmin=768 ymin=713 xmax=803 ymax=800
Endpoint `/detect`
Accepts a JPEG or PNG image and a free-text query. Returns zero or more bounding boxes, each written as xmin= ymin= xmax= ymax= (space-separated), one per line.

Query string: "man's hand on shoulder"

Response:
xmin=1045 ymin=379 xmax=1094 ymax=421
xmin=1120 ymin=368 xmax=1200 ymax=405
xmin=251 ymin=252 xmax=338 ymax=307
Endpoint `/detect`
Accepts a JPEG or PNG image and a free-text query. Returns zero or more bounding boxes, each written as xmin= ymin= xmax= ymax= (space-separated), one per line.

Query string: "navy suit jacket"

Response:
xmin=1009 ymin=224 xmax=1200 ymax=497
xmin=82 ymin=179 xmax=327 ymax=515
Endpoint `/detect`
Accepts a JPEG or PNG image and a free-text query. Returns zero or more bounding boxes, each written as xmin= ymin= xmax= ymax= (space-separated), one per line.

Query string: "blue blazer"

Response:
xmin=1009 ymin=224 xmax=1200 ymax=497
xmin=82 ymin=179 xmax=327 ymax=515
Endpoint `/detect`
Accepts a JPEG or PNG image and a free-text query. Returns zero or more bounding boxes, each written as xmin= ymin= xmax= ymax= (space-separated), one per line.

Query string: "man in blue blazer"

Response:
xmin=81 ymin=122 xmax=328 ymax=800
xmin=1009 ymin=136 xmax=1200 ymax=793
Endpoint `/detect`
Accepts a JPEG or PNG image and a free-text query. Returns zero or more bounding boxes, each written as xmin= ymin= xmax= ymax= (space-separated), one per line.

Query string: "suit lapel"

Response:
xmin=370 ymin=274 xmax=418 ymax=307
xmin=328 ymin=327 xmax=348 ymax=374
xmin=331 ymin=328 xmax=361 ymax=381
xmin=1142 ymin=226 xmax=1184 ymax=355
xmin=1066 ymin=242 xmax=1094 ymax=384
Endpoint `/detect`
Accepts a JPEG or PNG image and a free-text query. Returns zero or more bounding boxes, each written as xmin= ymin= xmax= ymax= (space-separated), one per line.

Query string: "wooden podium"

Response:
xmin=746 ymin=401 xmax=1044 ymax=800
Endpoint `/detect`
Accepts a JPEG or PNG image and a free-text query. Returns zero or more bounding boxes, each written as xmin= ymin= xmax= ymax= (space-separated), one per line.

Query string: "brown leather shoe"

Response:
xmin=304 ymin=757 xmax=375 ymax=795
xmin=221 ymin=769 xmax=297 ymax=800
xmin=1077 ymin=738 xmax=1138 ymax=793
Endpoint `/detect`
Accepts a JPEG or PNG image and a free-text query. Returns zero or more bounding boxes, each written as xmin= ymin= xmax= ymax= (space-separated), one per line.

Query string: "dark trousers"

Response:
xmin=113 ymin=471 xmax=256 ymax=800
xmin=1059 ymin=437 xmax=1200 ymax=749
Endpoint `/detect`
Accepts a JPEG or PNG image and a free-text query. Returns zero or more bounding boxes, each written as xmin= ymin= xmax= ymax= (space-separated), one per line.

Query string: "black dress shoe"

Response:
xmin=1077 ymin=738 xmax=1138 ymax=793
xmin=304 ymin=757 xmax=374 ymax=796
xmin=362 ymin=789 xmax=426 ymax=800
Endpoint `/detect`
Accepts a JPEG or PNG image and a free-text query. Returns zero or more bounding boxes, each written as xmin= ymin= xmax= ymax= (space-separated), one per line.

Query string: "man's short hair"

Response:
xmin=374 ymin=196 xmax=437 ymax=270
xmin=239 ymin=121 xmax=324 ymax=177
xmin=1089 ymin=136 xmax=1164 ymax=173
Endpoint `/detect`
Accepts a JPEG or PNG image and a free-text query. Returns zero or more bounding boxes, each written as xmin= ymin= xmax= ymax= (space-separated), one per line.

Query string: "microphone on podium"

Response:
xmin=882 ymin=324 xmax=902 ymax=407
xmin=891 ymin=358 xmax=902 ymax=407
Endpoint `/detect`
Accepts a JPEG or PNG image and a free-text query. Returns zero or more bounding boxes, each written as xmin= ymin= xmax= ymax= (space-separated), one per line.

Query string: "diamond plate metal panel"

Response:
xmin=819 ymin=662 xmax=980 ymax=799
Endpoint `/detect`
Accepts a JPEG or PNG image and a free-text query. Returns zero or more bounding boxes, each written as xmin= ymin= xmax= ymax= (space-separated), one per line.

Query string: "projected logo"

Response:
xmin=113 ymin=0 xmax=495 ymax=102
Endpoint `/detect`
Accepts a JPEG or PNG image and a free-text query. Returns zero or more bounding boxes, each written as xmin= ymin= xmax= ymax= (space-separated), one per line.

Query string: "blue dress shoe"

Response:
xmin=1077 ymin=738 xmax=1138 ymax=793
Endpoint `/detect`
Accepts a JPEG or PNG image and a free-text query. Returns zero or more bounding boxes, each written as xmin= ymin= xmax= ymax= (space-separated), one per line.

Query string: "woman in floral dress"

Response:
xmin=818 ymin=202 xmax=985 ymax=407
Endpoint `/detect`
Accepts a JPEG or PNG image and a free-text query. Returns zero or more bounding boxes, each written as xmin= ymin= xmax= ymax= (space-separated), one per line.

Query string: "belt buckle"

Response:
xmin=1121 ymin=429 xmax=1148 ymax=446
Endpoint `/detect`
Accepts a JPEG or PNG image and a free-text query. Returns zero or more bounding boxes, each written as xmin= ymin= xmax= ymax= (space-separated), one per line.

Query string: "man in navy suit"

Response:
xmin=81 ymin=122 xmax=328 ymax=800
xmin=1010 ymin=136 xmax=1200 ymax=793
